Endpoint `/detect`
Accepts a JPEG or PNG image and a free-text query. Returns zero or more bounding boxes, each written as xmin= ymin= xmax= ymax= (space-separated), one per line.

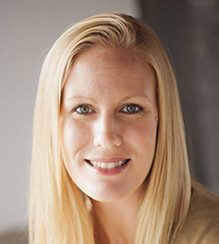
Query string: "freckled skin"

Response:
xmin=61 ymin=45 xmax=158 ymax=202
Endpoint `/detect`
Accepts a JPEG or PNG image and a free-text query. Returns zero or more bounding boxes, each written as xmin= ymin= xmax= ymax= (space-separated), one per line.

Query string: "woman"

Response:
xmin=29 ymin=13 xmax=219 ymax=244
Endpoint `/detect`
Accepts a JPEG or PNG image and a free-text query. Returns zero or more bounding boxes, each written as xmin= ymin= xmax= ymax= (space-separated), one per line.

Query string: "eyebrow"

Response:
xmin=65 ymin=95 xmax=153 ymax=105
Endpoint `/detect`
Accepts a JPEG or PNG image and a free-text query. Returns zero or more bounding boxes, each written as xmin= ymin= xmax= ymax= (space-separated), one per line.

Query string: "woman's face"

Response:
xmin=61 ymin=45 xmax=158 ymax=202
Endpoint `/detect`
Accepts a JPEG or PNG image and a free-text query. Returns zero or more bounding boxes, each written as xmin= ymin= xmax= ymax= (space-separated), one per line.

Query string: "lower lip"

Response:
xmin=86 ymin=161 xmax=129 ymax=176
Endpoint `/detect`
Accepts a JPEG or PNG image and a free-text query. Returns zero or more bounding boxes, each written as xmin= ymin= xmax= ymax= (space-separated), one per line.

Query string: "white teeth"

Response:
xmin=90 ymin=160 xmax=127 ymax=169
xmin=119 ymin=161 xmax=123 ymax=167
xmin=101 ymin=162 xmax=107 ymax=169
xmin=108 ymin=163 xmax=115 ymax=169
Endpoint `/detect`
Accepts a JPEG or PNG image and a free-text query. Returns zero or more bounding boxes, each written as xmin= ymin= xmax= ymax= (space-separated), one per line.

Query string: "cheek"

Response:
xmin=125 ymin=118 xmax=157 ymax=149
xmin=62 ymin=118 xmax=91 ymax=161
xmin=124 ymin=118 xmax=158 ymax=173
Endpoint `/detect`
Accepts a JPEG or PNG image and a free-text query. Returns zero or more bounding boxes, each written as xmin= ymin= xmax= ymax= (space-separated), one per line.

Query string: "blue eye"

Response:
xmin=75 ymin=105 xmax=93 ymax=114
xmin=121 ymin=104 xmax=143 ymax=114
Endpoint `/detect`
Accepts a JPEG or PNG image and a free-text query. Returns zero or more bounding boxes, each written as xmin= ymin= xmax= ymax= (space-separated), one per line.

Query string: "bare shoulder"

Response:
xmin=175 ymin=180 xmax=219 ymax=244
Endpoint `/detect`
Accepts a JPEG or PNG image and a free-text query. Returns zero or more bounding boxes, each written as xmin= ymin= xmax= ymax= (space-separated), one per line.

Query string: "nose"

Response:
xmin=93 ymin=114 xmax=122 ymax=149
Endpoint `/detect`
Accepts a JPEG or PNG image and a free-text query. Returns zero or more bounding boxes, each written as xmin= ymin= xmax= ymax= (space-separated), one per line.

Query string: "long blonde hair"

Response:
xmin=29 ymin=13 xmax=191 ymax=244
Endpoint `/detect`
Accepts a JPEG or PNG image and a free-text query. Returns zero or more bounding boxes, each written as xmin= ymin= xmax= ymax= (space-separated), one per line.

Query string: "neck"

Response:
xmin=91 ymin=190 xmax=143 ymax=244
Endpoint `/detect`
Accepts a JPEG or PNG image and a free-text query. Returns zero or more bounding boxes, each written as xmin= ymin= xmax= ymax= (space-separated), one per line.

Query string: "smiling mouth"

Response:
xmin=85 ymin=159 xmax=130 ymax=169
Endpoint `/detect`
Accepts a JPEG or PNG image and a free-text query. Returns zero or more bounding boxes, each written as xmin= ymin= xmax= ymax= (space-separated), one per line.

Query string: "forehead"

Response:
xmin=63 ymin=45 xmax=157 ymax=103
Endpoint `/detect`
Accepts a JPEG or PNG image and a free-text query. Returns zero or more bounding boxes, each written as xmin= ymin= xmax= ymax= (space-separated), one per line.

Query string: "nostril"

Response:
xmin=93 ymin=132 xmax=122 ymax=148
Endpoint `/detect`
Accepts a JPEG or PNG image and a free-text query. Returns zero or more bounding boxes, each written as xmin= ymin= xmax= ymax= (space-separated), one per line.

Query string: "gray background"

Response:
xmin=0 ymin=0 xmax=218 ymax=240
xmin=0 ymin=0 xmax=139 ymax=235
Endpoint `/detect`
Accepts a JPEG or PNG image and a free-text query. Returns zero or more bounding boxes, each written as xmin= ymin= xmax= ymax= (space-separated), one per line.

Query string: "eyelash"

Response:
xmin=73 ymin=103 xmax=143 ymax=115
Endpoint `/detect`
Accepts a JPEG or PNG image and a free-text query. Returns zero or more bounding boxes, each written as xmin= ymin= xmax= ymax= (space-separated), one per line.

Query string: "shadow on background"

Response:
xmin=0 ymin=227 xmax=28 ymax=244
xmin=138 ymin=0 xmax=219 ymax=194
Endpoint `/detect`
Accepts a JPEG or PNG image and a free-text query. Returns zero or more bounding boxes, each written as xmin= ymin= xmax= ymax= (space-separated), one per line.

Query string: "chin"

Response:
xmin=84 ymin=187 xmax=129 ymax=203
